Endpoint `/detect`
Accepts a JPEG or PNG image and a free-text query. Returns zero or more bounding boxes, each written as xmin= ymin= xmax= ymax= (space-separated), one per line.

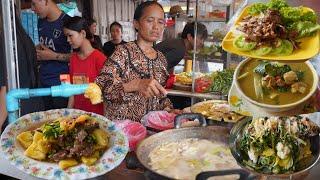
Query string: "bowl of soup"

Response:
xmin=234 ymin=58 xmax=318 ymax=112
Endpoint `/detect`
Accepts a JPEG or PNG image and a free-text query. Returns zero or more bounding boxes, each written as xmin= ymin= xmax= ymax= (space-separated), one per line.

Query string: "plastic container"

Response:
xmin=148 ymin=112 xmax=176 ymax=130
xmin=115 ymin=120 xmax=147 ymax=151
xmin=141 ymin=111 xmax=176 ymax=131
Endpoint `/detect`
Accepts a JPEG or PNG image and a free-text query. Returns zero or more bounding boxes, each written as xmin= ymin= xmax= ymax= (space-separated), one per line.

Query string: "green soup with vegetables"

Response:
xmin=238 ymin=59 xmax=313 ymax=105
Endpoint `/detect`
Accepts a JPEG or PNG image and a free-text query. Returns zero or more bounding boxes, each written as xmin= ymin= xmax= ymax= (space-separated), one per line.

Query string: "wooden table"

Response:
xmin=104 ymin=152 xmax=144 ymax=180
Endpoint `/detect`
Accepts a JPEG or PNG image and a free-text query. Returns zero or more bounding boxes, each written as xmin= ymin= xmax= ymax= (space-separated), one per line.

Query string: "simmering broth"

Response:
xmin=238 ymin=59 xmax=313 ymax=105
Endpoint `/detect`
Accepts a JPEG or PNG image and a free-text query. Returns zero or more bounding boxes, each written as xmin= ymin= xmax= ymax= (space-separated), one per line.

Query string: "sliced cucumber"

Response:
xmin=233 ymin=35 xmax=256 ymax=51
xmin=251 ymin=46 xmax=272 ymax=56
xmin=279 ymin=40 xmax=293 ymax=56
xmin=270 ymin=39 xmax=285 ymax=55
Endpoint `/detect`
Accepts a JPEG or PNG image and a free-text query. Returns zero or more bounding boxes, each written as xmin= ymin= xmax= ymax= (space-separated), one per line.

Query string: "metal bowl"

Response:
xmin=229 ymin=117 xmax=320 ymax=179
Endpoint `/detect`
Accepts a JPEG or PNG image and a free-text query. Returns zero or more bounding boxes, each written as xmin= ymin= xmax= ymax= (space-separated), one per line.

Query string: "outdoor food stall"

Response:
xmin=1 ymin=0 xmax=320 ymax=180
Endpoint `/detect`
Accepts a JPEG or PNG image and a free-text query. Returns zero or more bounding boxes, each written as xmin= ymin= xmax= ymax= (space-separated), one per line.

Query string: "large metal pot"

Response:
xmin=135 ymin=113 xmax=250 ymax=180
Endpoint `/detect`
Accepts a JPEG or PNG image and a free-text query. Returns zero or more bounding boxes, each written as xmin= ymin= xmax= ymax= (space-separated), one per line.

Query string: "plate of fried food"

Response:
xmin=0 ymin=109 xmax=128 ymax=180
xmin=191 ymin=100 xmax=245 ymax=124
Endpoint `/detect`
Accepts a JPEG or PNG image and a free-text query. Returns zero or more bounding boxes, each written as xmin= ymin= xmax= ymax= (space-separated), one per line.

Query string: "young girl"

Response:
xmin=63 ymin=17 xmax=106 ymax=115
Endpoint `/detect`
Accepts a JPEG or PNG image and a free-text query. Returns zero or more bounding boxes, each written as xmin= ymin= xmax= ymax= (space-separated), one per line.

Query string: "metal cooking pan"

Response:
xmin=136 ymin=113 xmax=250 ymax=180
xmin=229 ymin=116 xmax=320 ymax=179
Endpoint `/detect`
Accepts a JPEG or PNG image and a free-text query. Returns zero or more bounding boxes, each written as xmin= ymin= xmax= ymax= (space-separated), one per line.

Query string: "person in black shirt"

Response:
xmin=1 ymin=5 xmax=44 ymax=131
xmin=88 ymin=18 xmax=103 ymax=50
xmin=154 ymin=22 xmax=208 ymax=109
xmin=155 ymin=21 xmax=208 ymax=71
xmin=103 ymin=21 xmax=126 ymax=57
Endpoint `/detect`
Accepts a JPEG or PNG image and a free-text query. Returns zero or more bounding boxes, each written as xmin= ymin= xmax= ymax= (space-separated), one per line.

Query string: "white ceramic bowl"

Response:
xmin=234 ymin=58 xmax=319 ymax=112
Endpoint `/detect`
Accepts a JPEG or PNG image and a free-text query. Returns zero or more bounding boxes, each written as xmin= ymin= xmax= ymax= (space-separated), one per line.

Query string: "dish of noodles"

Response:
xmin=232 ymin=115 xmax=320 ymax=174
xmin=0 ymin=109 xmax=128 ymax=180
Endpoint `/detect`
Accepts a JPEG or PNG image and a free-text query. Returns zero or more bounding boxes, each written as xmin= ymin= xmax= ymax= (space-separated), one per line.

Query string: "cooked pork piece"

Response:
xmin=237 ymin=9 xmax=298 ymax=48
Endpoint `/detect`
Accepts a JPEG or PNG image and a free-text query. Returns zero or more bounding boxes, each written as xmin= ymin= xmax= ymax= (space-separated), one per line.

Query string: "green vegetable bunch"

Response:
xmin=208 ymin=69 xmax=234 ymax=95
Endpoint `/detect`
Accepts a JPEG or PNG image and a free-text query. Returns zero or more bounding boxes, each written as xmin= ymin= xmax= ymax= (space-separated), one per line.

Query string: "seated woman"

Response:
xmin=94 ymin=1 xmax=172 ymax=122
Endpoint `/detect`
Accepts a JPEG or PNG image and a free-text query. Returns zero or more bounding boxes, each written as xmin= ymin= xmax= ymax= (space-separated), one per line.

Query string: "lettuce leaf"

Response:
xmin=280 ymin=7 xmax=303 ymax=24
xmin=267 ymin=0 xmax=288 ymax=10
xmin=301 ymin=11 xmax=317 ymax=23
xmin=289 ymin=21 xmax=320 ymax=38
xmin=248 ymin=3 xmax=268 ymax=15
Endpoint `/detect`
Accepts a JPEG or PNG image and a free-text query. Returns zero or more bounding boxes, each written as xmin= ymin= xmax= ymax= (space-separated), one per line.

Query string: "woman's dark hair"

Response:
xmin=181 ymin=22 xmax=208 ymax=40
xmin=63 ymin=16 xmax=93 ymax=40
xmin=110 ymin=21 xmax=123 ymax=32
xmin=133 ymin=1 xmax=164 ymax=21
xmin=87 ymin=18 xmax=97 ymax=27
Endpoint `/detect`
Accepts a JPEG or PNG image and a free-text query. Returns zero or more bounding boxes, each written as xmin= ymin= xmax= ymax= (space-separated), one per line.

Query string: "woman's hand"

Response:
xmin=124 ymin=78 xmax=167 ymax=98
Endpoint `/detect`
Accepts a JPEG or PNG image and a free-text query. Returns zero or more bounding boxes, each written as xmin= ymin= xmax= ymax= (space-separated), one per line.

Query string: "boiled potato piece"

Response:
xmin=24 ymin=143 xmax=46 ymax=160
xmin=37 ymin=139 xmax=50 ymax=154
xmin=59 ymin=159 xmax=78 ymax=169
xmin=81 ymin=157 xmax=97 ymax=166
xmin=81 ymin=151 xmax=100 ymax=166
xmin=33 ymin=131 xmax=44 ymax=142
xmin=75 ymin=114 xmax=90 ymax=124
xmin=24 ymin=131 xmax=49 ymax=160
xmin=60 ymin=117 xmax=76 ymax=131
xmin=17 ymin=131 xmax=34 ymax=149
xmin=93 ymin=129 xmax=109 ymax=149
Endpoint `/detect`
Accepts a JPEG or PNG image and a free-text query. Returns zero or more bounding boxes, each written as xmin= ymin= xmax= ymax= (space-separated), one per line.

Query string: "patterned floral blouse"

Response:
xmin=96 ymin=41 xmax=172 ymax=122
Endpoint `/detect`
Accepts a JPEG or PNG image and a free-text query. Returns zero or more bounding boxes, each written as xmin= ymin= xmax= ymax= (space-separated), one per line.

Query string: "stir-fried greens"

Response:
xmin=209 ymin=69 xmax=234 ymax=95
xmin=239 ymin=116 xmax=320 ymax=174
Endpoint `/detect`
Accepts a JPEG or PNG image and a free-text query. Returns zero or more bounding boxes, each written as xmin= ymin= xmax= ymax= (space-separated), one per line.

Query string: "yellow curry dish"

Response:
xmin=236 ymin=59 xmax=315 ymax=106
xmin=17 ymin=114 xmax=110 ymax=169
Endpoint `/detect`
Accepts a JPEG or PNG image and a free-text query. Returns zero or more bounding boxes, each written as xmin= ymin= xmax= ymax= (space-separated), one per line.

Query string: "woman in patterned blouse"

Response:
xmin=95 ymin=1 xmax=172 ymax=121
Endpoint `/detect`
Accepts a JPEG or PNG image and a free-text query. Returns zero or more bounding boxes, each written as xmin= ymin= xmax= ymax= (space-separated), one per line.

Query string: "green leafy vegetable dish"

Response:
xmin=237 ymin=116 xmax=320 ymax=174
xmin=208 ymin=69 xmax=234 ymax=95
xmin=233 ymin=0 xmax=320 ymax=56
